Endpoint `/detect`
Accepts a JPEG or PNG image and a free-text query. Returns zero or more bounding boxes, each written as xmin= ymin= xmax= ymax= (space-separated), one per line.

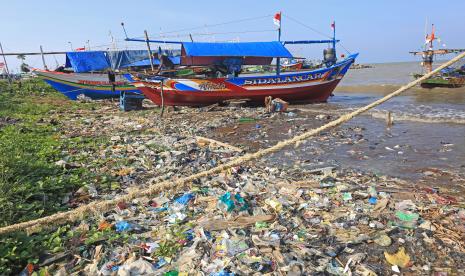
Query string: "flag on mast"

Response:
xmin=425 ymin=24 xmax=435 ymax=44
xmin=331 ymin=21 xmax=335 ymax=30
xmin=273 ymin=12 xmax=281 ymax=28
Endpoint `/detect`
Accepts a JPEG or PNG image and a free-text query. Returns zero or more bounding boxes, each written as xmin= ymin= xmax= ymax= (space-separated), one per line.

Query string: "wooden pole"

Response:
xmin=0 ymin=51 xmax=68 ymax=56
xmin=0 ymin=42 xmax=12 ymax=85
xmin=276 ymin=11 xmax=282 ymax=76
xmin=386 ymin=111 xmax=393 ymax=127
xmin=160 ymin=80 xmax=165 ymax=118
xmin=40 ymin=45 xmax=48 ymax=70
xmin=144 ymin=30 xmax=155 ymax=71
xmin=332 ymin=20 xmax=336 ymax=55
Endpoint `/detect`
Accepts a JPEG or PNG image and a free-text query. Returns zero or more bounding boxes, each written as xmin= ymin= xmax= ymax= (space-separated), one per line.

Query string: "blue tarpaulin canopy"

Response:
xmin=107 ymin=50 xmax=148 ymax=70
xmin=65 ymin=51 xmax=110 ymax=73
xmin=65 ymin=50 xmax=181 ymax=72
xmin=120 ymin=56 xmax=181 ymax=68
xmin=181 ymin=41 xmax=293 ymax=58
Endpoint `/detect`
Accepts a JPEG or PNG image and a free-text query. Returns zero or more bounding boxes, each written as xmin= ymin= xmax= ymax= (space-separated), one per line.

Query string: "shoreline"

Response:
xmin=336 ymin=84 xmax=465 ymax=94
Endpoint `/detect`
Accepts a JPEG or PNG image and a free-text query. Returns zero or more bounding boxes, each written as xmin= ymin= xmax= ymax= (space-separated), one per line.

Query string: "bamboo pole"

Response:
xmin=0 ymin=51 xmax=68 ymax=56
xmin=144 ymin=30 xmax=155 ymax=71
xmin=0 ymin=42 xmax=12 ymax=85
xmin=40 ymin=45 xmax=48 ymax=70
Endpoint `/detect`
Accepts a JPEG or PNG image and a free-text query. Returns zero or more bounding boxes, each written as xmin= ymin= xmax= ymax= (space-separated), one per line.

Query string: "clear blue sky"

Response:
xmin=1 ymin=0 xmax=464 ymax=71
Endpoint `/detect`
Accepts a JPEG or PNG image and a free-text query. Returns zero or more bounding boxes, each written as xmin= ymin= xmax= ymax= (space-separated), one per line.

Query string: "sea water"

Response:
xmin=272 ymin=61 xmax=465 ymax=184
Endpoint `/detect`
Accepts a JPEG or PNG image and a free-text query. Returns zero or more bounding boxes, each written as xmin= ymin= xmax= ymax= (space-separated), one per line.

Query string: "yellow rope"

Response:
xmin=1 ymin=51 xmax=464 ymax=236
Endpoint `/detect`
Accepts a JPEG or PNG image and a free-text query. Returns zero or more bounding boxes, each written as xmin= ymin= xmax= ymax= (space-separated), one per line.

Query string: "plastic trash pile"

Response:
xmin=24 ymin=163 xmax=464 ymax=275
xmin=14 ymin=101 xmax=465 ymax=275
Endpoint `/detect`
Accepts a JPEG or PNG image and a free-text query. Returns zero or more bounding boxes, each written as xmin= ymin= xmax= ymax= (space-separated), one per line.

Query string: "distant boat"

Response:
xmin=34 ymin=50 xmax=180 ymax=100
xmin=410 ymin=24 xmax=465 ymax=88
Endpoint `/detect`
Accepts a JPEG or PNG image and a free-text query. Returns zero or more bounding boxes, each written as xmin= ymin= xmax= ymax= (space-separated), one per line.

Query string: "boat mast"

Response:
xmin=423 ymin=24 xmax=435 ymax=73
xmin=144 ymin=30 xmax=155 ymax=71
xmin=332 ymin=20 xmax=336 ymax=58
xmin=276 ymin=11 xmax=282 ymax=76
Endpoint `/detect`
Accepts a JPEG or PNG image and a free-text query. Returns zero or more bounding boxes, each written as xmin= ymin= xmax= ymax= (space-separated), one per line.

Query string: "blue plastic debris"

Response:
xmin=153 ymin=258 xmax=167 ymax=269
xmin=184 ymin=229 xmax=195 ymax=241
xmin=369 ymin=197 xmax=378 ymax=205
xmin=115 ymin=221 xmax=132 ymax=232
xmin=174 ymin=193 xmax=195 ymax=205
xmin=148 ymin=206 xmax=168 ymax=212
xmin=218 ymin=192 xmax=248 ymax=212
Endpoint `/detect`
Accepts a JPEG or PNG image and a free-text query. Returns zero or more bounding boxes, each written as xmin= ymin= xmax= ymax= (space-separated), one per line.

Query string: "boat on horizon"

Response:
xmin=410 ymin=24 xmax=465 ymax=88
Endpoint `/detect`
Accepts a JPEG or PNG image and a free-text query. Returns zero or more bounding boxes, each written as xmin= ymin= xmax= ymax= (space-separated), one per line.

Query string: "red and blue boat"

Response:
xmin=125 ymin=17 xmax=357 ymax=106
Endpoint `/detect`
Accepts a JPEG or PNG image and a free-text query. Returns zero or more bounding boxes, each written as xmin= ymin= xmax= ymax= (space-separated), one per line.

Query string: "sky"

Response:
xmin=1 ymin=0 xmax=464 ymax=72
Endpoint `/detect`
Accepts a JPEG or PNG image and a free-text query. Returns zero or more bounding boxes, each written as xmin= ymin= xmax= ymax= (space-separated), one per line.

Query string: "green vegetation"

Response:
xmin=0 ymin=79 xmax=109 ymax=274
xmin=153 ymin=223 xmax=192 ymax=258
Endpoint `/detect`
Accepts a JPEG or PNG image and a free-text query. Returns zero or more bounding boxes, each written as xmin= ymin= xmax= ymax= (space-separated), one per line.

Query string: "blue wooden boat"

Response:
xmin=34 ymin=50 xmax=179 ymax=100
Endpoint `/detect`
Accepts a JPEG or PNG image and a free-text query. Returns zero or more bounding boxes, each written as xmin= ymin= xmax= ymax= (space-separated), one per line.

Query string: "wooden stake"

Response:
xmin=144 ymin=30 xmax=155 ymax=71
xmin=386 ymin=111 xmax=393 ymax=127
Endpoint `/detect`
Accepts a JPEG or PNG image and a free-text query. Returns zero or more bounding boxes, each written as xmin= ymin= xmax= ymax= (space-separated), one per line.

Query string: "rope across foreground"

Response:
xmin=1 ymin=51 xmax=465 ymax=235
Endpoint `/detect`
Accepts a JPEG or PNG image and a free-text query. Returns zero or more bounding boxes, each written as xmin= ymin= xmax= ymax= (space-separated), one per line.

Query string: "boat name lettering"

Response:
xmin=78 ymin=80 xmax=125 ymax=86
xmin=198 ymin=82 xmax=226 ymax=91
xmin=243 ymin=73 xmax=322 ymax=85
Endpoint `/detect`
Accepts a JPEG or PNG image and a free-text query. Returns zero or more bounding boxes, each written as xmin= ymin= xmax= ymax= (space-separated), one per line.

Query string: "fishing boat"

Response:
xmin=410 ymin=24 xmax=465 ymax=88
xmin=129 ymin=43 xmax=357 ymax=106
xmin=34 ymin=50 xmax=180 ymax=100
xmin=35 ymin=69 xmax=138 ymax=100
xmin=125 ymin=15 xmax=357 ymax=106
xmin=280 ymin=58 xmax=304 ymax=71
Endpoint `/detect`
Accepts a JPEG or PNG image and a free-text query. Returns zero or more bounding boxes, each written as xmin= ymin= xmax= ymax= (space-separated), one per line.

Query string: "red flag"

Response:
xmin=425 ymin=24 xmax=435 ymax=44
xmin=331 ymin=21 xmax=335 ymax=30
xmin=273 ymin=12 xmax=281 ymax=28
xmin=75 ymin=47 xmax=85 ymax=51
xmin=430 ymin=24 xmax=435 ymax=41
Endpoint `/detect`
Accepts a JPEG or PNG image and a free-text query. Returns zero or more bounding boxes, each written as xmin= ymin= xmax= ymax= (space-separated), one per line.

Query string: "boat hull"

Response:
xmin=134 ymin=54 xmax=357 ymax=106
xmin=420 ymin=78 xmax=465 ymax=89
xmin=137 ymin=78 xmax=342 ymax=106
xmin=34 ymin=70 xmax=139 ymax=100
